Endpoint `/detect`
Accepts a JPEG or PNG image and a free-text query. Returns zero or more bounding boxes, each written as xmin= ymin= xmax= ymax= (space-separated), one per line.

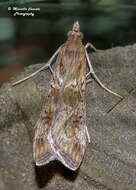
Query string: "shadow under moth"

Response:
xmin=13 ymin=21 xmax=123 ymax=171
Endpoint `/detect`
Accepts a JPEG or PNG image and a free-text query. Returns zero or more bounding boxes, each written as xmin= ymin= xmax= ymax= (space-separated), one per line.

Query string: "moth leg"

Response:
xmin=86 ymin=79 xmax=93 ymax=84
xmin=85 ymin=42 xmax=102 ymax=52
xmin=49 ymin=65 xmax=54 ymax=74
xmin=12 ymin=46 xmax=61 ymax=86
xmin=86 ymin=71 xmax=91 ymax=78
xmin=85 ymin=48 xmax=123 ymax=99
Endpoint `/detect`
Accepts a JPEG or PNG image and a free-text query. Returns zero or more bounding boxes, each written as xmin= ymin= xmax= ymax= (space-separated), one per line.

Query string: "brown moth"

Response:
xmin=13 ymin=21 xmax=122 ymax=171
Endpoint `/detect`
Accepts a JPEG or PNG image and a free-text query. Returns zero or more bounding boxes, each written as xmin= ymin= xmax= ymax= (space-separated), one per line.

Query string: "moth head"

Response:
xmin=72 ymin=21 xmax=80 ymax=32
xmin=67 ymin=21 xmax=83 ymax=41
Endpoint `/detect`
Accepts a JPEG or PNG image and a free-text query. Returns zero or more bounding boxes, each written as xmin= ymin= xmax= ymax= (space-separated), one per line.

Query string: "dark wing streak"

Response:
xmin=51 ymin=106 xmax=76 ymax=132
xmin=33 ymin=119 xmax=55 ymax=166
xmin=47 ymin=125 xmax=81 ymax=170
xmin=60 ymin=51 xmax=75 ymax=92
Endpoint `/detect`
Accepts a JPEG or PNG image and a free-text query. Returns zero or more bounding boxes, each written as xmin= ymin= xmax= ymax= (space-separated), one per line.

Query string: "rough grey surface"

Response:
xmin=0 ymin=44 xmax=136 ymax=190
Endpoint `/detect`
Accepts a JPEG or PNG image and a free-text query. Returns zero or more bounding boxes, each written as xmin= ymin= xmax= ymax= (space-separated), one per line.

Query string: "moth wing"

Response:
xmin=48 ymin=102 xmax=88 ymax=170
xmin=46 ymin=44 xmax=89 ymax=170
xmin=33 ymin=118 xmax=54 ymax=166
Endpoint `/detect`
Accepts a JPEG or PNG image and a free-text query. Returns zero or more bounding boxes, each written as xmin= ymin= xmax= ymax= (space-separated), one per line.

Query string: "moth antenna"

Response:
xmin=107 ymin=87 xmax=134 ymax=113
xmin=12 ymin=63 xmax=50 ymax=86
xmin=107 ymin=98 xmax=124 ymax=113
xmin=91 ymin=72 xmax=123 ymax=99
xmin=12 ymin=46 xmax=61 ymax=86
xmin=85 ymin=49 xmax=123 ymax=99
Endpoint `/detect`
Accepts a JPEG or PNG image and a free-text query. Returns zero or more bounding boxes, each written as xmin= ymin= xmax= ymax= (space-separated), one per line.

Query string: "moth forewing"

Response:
xmin=33 ymin=21 xmax=90 ymax=170
xmin=33 ymin=101 xmax=54 ymax=166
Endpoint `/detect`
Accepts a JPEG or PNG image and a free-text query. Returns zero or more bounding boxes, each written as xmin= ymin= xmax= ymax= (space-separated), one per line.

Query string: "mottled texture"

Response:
xmin=33 ymin=22 xmax=89 ymax=170
xmin=0 ymin=43 xmax=136 ymax=189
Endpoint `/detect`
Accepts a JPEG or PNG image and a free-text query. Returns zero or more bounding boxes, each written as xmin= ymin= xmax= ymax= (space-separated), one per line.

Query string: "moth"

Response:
xmin=13 ymin=21 xmax=122 ymax=171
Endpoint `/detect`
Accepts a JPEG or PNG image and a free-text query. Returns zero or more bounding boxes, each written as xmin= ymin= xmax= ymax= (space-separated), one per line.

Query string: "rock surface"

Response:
xmin=0 ymin=44 xmax=136 ymax=190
